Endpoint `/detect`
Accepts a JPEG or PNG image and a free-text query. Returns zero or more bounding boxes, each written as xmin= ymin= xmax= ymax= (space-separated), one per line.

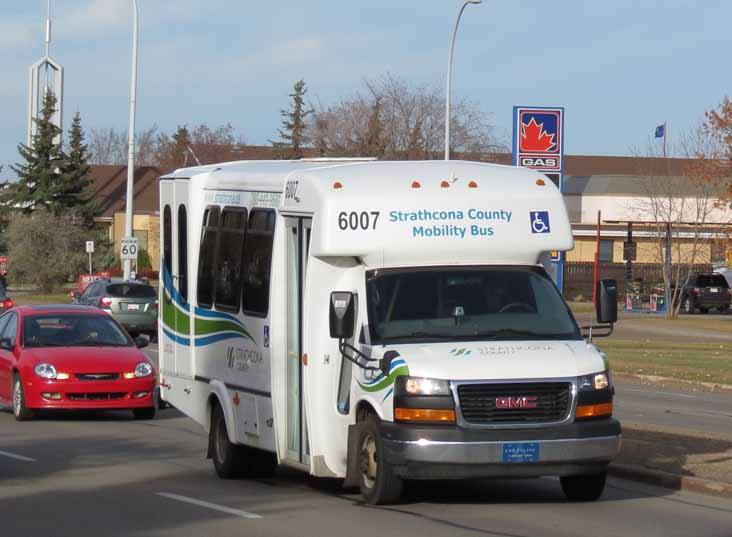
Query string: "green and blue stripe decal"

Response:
xmin=161 ymin=262 xmax=255 ymax=347
xmin=356 ymin=358 xmax=409 ymax=393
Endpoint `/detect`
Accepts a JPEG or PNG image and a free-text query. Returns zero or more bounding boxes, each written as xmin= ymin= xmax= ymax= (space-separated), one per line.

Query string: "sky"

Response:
xmin=1 ymin=0 xmax=731 ymax=174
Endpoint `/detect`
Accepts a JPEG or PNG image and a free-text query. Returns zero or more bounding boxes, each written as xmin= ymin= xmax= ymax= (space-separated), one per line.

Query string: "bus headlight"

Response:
xmin=577 ymin=371 xmax=610 ymax=391
xmin=397 ymin=376 xmax=450 ymax=396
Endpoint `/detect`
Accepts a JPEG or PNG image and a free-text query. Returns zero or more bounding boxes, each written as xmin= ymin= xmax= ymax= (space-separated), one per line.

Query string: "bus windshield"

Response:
xmin=366 ymin=266 xmax=581 ymax=344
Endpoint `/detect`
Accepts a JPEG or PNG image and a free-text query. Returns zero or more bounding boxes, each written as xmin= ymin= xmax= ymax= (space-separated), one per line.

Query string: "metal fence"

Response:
xmin=563 ymin=262 xmax=715 ymax=300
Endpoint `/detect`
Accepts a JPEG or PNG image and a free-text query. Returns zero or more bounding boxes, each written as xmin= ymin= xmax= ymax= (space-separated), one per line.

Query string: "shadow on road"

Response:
xmin=619 ymin=426 xmax=732 ymax=487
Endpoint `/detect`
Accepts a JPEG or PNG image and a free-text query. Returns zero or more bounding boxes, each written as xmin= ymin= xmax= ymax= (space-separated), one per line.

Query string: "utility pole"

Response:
xmin=123 ymin=0 xmax=139 ymax=280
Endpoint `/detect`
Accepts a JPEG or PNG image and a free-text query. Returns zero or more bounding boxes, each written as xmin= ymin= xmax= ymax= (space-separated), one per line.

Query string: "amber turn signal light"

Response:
xmin=394 ymin=408 xmax=456 ymax=422
xmin=575 ymin=403 xmax=613 ymax=419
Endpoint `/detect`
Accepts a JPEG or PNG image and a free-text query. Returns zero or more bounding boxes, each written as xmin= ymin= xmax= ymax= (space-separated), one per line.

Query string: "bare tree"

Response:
xmin=154 ymin=123 xmax=244 ymax=171
xmin=6 ymin=209 xmax=114 ymax=293
xmin=88 ymin=126 xmax=158 ymax=166
xmin=311 ymin=73 xmax=506 ymax=160
xmin=630 ymin=124 xmax=726 ymax=317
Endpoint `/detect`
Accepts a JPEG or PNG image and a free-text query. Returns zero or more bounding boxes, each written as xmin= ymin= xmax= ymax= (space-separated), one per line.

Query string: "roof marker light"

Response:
xmin=411 ymin=180 xmax=421 ymax=189
xmin=468 ymin=181 xmax=478 ymax=188
xmin=333 ymin=181 xmax=343 ymax=189
xmin=440 ymin=181 xmax=450 ymax=188
xmin=536 ymin=178 xmax=546 ymax=186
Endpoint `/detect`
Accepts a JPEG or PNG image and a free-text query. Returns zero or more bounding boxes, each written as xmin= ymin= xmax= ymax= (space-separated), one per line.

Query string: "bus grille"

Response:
xmin=457 ymin=382 xmax=572 ymax=425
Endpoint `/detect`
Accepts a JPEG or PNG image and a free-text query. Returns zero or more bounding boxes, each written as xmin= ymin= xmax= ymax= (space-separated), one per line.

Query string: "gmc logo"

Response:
xmin=495 ymin=396 xmax=539 ymax=409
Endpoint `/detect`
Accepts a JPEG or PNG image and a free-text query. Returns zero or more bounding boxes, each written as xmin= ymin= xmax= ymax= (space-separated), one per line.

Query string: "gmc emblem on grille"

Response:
xmin=495 ymin=396 xmax=539 ymax=409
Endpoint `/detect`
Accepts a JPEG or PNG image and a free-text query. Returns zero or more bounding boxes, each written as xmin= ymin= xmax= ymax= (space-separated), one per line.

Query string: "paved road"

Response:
xmin=614 ymin=376 xmax=732 ymax=435
xmin=2 ymin=408 xmax=732 ymax=537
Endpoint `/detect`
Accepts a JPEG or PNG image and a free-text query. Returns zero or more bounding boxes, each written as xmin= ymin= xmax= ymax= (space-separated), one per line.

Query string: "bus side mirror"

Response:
xmin=330 ymin=292 xmax=355 ymax=339
xmin=596 ymin=279 xmax=618 ymax=324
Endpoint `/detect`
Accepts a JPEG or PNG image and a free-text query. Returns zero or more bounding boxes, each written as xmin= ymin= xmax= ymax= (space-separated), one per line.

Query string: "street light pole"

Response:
xmin=123 ymin=0 xmax=139 ymax=280
xmin=445 ymin=0 xmax=482 ymax=161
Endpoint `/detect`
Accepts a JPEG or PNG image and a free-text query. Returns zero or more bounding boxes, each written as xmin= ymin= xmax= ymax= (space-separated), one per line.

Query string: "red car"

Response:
xmin=0 ymin=305 xmax=156 ymax=421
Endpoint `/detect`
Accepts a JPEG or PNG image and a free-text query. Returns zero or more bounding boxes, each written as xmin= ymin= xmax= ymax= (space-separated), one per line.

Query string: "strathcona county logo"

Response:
xmin=449 ymin=348 xmax=472 ymax=356
xmin=495 ymin=396 xmax=539 ymax=409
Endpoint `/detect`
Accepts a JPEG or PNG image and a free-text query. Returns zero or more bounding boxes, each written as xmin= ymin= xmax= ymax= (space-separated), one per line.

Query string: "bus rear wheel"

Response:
xmin=210 ymin=403 xmax=276 ymax=478
xmin=357 ymin=414 xmax=403 ymax=505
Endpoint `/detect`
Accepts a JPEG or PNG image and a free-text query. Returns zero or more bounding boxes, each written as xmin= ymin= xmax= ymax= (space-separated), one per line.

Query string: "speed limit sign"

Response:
xmin=120 ymin=237 xmax=139 ymax=261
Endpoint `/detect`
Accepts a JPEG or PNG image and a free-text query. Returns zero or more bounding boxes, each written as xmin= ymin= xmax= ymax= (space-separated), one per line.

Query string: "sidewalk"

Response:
xmin=613 ymin=422 xmax=732 ymax=498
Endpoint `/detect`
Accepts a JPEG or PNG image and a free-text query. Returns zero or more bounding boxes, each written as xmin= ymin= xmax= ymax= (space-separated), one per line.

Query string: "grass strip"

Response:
xmin=595 ymin=338 xmax=732 ymax=385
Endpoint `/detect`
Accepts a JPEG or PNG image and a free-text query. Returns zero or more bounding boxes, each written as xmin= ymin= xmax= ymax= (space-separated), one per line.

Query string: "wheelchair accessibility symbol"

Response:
xmin=530 ymin=211 xmax=551 ymax=234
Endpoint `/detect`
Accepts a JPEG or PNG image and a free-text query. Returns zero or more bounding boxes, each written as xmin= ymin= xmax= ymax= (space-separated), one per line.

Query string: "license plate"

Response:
xmin=502 ymin=442 xmax=540 ymax=463
xmin=127 ymin=303 xmax=141 ymax=311
xmin=710 ymin=287 xmax=719 ymax=293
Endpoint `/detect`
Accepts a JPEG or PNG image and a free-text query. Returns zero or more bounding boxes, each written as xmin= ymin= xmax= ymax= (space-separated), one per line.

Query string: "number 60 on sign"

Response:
xmin=120 ymin=237 xmax=139 ymax=261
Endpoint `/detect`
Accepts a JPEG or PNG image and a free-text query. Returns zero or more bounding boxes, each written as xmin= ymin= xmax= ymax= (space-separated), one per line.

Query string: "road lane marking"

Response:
xmin=0 ymin=450 xmax=37 ymax=462
xmin=156 ymin=492 xmax=262 ymax=519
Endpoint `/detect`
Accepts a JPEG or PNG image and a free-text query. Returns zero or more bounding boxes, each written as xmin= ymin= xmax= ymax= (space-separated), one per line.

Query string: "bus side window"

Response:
xmin=197 ymin=206 xmax=219 ymax=309
xmin=178 ymin=205 xmax=188 ymax=303
xmin=163 ymin=205 xmax=172 ymax=304
xmin=242 ymin=209 xmax=275 ymax=316
xmin=213 ymin=207 xmax=247 ymax=312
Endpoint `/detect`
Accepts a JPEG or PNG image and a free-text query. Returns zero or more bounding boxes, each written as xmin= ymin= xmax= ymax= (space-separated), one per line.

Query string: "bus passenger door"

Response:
xmin=284 ymin=216 xmax=312 ymax=465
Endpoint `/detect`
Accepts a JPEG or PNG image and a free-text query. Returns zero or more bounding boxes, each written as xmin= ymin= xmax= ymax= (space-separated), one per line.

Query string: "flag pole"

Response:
xmin=662 ymin=121 xmax=667 ymax=158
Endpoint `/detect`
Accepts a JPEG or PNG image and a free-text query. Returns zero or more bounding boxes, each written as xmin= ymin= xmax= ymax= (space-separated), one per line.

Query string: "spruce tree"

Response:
xmin=59 ymin=111 xmax=97 ymax=226
xmin=172 ymin=125 xmax=192 ymax=167
xmin=10 ymin=91 xmax=63 ymax=212
xmin=272 ymin=79 xmax=313 ymax=159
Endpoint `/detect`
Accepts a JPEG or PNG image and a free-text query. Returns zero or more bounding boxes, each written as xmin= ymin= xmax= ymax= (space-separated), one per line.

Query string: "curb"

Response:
xmin=609 ymin=463 xmax=732 ymax=499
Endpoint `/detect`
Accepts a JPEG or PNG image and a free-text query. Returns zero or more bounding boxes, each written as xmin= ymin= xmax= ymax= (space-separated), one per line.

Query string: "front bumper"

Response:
xmin=380 ymin=419 xmax=621 ymax=479
xmin=24 ymin=376 xmax=156 ymax=410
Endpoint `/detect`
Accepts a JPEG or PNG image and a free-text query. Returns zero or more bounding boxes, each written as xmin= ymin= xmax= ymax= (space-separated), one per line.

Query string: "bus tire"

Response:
xmin=210 ymin=403 xmax=276 ymax=478
xmin=211 ymin=404 xmax=247 ymax=478
xmin=560 ymin=471 xmax=607 ymax=501
xmin=357 ymin=414 xmax=403 ymax=505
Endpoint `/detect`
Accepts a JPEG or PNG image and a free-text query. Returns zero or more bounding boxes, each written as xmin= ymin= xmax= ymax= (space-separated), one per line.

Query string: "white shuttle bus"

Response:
xmin=158 ymin=159 xmax=620 ymax=505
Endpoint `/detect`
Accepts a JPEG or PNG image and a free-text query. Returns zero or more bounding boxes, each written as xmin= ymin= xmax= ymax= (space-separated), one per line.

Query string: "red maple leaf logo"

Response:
xmin=521 ymin=117 xmax=556 ymax=152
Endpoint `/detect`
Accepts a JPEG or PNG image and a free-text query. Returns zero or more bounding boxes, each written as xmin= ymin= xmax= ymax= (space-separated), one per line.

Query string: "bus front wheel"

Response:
xmin=357 ymin=414 xmax=403 ymax=505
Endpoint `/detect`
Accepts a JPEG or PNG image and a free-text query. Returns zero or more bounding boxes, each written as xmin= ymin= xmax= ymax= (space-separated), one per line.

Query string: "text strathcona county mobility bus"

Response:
xmin=158 ymin=159 xmax=620 ymax=505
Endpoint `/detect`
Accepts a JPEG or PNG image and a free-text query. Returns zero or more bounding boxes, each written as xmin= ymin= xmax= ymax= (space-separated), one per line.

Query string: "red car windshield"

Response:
xmin=23 ymin=314 xmax=132 ymax=348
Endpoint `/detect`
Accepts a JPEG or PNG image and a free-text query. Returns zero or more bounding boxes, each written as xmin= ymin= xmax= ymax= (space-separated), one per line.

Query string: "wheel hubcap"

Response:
xmin=360 ymin=433 xmax=377 ymax=489
xmin=13 ymin=381 xmax=21 ymax=416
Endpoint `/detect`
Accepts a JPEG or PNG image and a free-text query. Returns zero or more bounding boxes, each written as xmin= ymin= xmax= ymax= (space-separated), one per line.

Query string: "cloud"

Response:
xmin=55 ymin=0 xmax=130 ymax=39
xmin=0 ymin=21 xmax=36 ymax=50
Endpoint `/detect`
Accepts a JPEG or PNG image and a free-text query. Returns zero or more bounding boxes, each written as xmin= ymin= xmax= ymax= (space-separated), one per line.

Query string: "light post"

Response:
xmin=123 ymin=0 xmax=139 ymax=280
xmin=445 ymin=0 xmax=482 ymax=161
